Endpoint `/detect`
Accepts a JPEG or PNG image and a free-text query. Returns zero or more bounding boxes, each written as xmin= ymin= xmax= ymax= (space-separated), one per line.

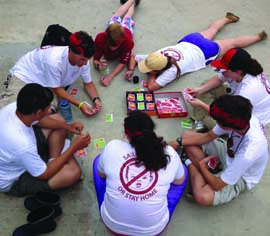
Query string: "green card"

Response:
xmin=94 ymin=138 xmax=106 ymax=148
xmin=133 ymin=87 xmax=142 ymax=91
xmin=106 ymin=114 xmax=113 ymax=122
xmin=181 ymin=119 xmax=193 ymax=129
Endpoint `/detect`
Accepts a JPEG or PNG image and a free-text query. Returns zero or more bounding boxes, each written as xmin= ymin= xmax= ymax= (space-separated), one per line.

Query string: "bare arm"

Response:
xmin=38 ymin=133 xmax=90 ymax=179
xmin=147 ymin=74 xmax=161 ymax=91
xmin=188 ymin=75 xmax=223 ymax=97
xmin=199 ymin=157 xmax=227 ymax=191
xmin=183 ymin=130 xmax=218 ymax=146
xmin=125 ymin=55 xmax=137 ymax=81
xmin=100 ymin=63 xmax=126 ymax=87
xmin=188 ymin=98 xmax=210 ymax=113
xmin=52 ymin=87 xmax=81 ymax=107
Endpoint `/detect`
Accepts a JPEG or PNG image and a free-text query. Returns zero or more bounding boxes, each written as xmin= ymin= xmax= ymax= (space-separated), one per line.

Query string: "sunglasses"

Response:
xmin=212 ymin=67 xmax=227 ymax=73
xmin=227 ymin=128 xmax=249 ymax=158
xmin=227 ymin=135 xmax=236 ymax=158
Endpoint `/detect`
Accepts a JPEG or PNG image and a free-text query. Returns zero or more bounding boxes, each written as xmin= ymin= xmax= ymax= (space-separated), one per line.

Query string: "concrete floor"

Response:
xmin=0 ymin=0 xmax=270 ymax=235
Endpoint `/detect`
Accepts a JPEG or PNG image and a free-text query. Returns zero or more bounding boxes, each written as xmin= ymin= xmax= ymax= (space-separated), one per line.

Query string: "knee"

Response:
xmin=193 ymin=191 xmax=213 ymax=206
xmin=69 ymin=163 xmax=82 ymax=182
xmin=49 ymin=113 xmax=65 ymax=123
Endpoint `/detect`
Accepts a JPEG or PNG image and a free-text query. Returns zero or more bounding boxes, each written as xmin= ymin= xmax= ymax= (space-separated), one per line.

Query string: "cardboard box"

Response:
xmin=154 ymin=92 xmax=188 ymax=118
xmin=126 ymin=91 xmax=156 ymax=116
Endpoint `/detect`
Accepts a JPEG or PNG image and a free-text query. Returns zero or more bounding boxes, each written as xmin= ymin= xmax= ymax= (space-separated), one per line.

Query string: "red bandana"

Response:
xmin=69 ymin=32 xmax=84 ymax=55
xmin=210 ymin=104 xmax=248 ymax=129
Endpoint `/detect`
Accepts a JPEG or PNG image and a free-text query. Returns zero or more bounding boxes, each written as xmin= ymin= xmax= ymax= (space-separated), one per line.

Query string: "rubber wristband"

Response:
xmin=78 ymin=102 xmax=84 ymax=110
xmin=92 ymin=97 xmax=100 ymax=103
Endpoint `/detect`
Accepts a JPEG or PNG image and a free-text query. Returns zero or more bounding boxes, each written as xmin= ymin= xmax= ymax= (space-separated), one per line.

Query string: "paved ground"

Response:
xmin=0 ymin=0 xmax=270 ymax=235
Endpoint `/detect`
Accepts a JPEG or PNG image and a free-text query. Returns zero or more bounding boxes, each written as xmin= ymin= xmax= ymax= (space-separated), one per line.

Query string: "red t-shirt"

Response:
xmin=94 ymin=28 xmax=134 ymax=64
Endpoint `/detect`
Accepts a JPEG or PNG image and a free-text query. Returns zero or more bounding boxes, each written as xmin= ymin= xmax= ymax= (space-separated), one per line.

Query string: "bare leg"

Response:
xmin=113 ymin=0 xmax=135 ymax=18
xmin=42 ymin=114 xmax=67 ymax=158
xmin=185 ymin=144 xmax=206 ymax=169
xmin=48 ymin=158 xmax=81 ymax=189
xmin=199 ymin=17 xmax=234 ymax=40
xmin=124 ymin=1 xmax=135 ymax=18
xmin=42 ymin=114 xmax=82 ymax=189
xmin=216 ymin=34 xmax=262 ymax=57
xmin=188 ymin=164 xmax=215 ymax=206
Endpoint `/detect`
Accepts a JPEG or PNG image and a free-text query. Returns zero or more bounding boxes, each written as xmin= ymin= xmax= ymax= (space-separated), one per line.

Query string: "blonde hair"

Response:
xmin=105 ymin=24 xmax=125 ymax=46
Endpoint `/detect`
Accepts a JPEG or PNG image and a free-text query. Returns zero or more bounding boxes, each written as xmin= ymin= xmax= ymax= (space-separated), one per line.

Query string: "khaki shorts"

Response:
xmin=0 ymin=74 xmax=26 ymax=109
xmin=190 ymin=83 xmax=227 ymax=130
xmin=202 ymin=139 xmax=247 ymax=206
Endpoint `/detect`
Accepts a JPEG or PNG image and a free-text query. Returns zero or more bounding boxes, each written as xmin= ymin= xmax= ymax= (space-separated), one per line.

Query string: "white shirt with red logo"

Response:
xmin=218 ymin=72 xmax=270 ymax=125
xmin=98 ymin=139 xmax=184 ymax=236
xmin=10 ymin=46 xmax=92 ymax=88
xmin=135 ymin=42 xmax=205 ymax=87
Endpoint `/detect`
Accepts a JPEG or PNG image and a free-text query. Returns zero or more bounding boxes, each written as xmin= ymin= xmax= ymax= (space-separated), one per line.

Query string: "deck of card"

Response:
xmin=75 ymin=148 xmax=88 ymax=158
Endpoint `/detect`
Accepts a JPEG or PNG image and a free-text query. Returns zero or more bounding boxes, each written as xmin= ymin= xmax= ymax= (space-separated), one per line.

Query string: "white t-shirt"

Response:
xmin=218 ymin=72 xmax=270 ymax=125
xmin=0 ymin=103 xmax=47 ymax=192
xmin=98 ymin=139 xmax=184 ymax=236
xmin=213 ymin=115 xmax=268 ymax=190
xmin=135 ymin=42 xmax=205 ymax=87
xmin=10 ymin=46 xmax=92 ymax=88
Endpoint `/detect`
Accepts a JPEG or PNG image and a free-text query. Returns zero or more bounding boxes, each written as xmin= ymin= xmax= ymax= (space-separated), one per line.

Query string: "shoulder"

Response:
xmin=104 ymin=139 xmax=129 ymax=150
xmin=95 ymin=32 xmax=106 ymax=42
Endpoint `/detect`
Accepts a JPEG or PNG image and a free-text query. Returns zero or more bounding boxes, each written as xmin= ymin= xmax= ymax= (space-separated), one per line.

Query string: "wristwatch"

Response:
xmin=176 ymin=137 xmax=182 ymax=147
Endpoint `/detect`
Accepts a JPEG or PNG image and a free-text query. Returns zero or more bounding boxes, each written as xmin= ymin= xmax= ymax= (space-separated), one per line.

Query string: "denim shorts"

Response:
xmin=107 ymin=16 xmax=135 ymax=35
xmin=178 ymin=32 xmax=220 ymax=65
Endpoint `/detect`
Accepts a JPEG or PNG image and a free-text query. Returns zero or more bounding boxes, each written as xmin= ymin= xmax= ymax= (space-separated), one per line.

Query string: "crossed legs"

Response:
xmin=42 ymin=114 xmax=82 ymax=190
xmin=113 ymin=0 xmax=135 ymax=19
xmin=182 ymin=131 xmax=215 ymax=205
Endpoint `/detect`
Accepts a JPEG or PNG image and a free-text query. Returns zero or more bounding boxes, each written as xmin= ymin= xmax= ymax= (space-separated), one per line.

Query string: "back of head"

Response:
xmin=124 ymin=111 xmax=169 ymax=171
xmin=211 ymin=48 xmax=263 ymax=76
xmin=69 ymin=31 xmax=95 ymax=58
xmin=105 ymin=23 xmax=125 ymax=47
xmin=209 ymin=95 xmax=252 ymax=130
xmin=17 ymin=83 xmax=54 ymax=115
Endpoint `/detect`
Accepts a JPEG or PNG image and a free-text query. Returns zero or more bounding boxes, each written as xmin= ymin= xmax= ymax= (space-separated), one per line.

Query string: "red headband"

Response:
xmin=210 ymin=104 xmax=248 ymax=129
xmin=125 ymin=129 xmax=143 ymax=138
xmin=69 ymin=32 xmax=84 ymax=55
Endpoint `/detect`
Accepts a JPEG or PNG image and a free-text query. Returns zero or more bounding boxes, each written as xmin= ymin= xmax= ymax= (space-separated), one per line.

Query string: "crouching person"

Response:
xmin=171 ymin=95 xmax=268 ymax=206
xmin=0 ymin=83 xmax=91 ymax=197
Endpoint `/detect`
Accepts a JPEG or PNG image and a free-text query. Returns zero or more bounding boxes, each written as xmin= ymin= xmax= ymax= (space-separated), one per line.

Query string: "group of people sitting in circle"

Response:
xmin=0 ymin=0 xmax=270 ymax=235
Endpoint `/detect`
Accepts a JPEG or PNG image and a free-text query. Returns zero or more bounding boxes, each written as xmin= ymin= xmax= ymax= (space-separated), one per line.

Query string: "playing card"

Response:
xmin=106 ymin=114 xmax=113 ymax=122
xmin=181 ymin=119 xmax=193 ymax=129
xmin=75 ymin=148 xmax=87 ymax=158
xmin=70 ymin=87 xmax=79 ymax=96
xmin=94 ymin=138 xmax=106 ymax=148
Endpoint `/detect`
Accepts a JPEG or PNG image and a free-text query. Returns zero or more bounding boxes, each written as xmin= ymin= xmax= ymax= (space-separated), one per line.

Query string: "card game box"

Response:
xmin=126 ymin=91 xmax=156 ymax=116
xmin=126 ymin=91 xmax=188 ymax=118
xmin=154 ymin=92 xmax=188 ymax=118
